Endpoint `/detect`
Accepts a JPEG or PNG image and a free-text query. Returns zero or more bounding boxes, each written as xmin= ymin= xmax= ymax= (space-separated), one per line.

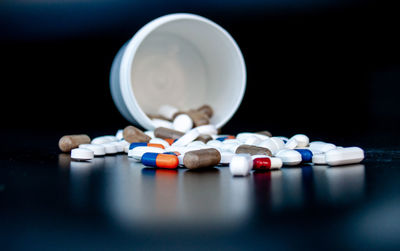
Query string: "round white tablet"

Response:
xmin=173 ymin=114 xmax=193 ymax=133
xmin=71 ymin=148 xmax=94 ymax=161
xmin=79 ymin=144 xmax=106 ymax=156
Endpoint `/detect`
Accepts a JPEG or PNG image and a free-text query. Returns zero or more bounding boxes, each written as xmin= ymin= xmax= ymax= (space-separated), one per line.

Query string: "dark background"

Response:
xmin=1 ymin=0 xmax=400 ymax=145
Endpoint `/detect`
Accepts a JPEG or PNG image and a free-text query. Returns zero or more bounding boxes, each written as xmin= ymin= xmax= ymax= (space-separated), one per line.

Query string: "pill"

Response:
xmin=256 ymin=130 xmax=272 ymax=137
xmin=172 ymin=128 xmax=200 ymax=146
xmin=206 ymin=140 xmax=223 ymax=148
xmin=115 ymin=129 xmax=124 ymax=140
xmin=129 ymin=142 xmax=165 ymax=150
xmin=195 ymin=134 xmax=213 ymax=143
xmin=147 ymin=113 xmax=171 ymax=121
xmin=79 ymin=144 xmax=106 ymax=156
xmin=183 ymin=148 xmax=221 ymax=169
xmin=152 ymin=118 xmax=173 ymax=129
xmin=253 ymin=157 xmax=282 ymax=170
xmin=58 ymin=134 xmax=91 ymax=152
xmin=164 ymin=138 xmax=175 ymax=145
xmin=102 ymin=143 xmax=118 ymax=154
xmin=325 ymin=147 xmax=364 ymax=166
xmin=291 ymin=134 xmax=309 ymax=147
xmin=312 ymin=153 xmax=327 ymax=165
xmin=158 ymin=104 xmax=179 ymax=120
xmin=275 ymin=149 xmax=302 ymax=166
xmin=196 ymin=104 xmax=213 ymax=118
xmin=149 ymin=138 xmax=170 ymax=149
xmin=244 ymin=136 xmax=262 ymax=146
xmin=270 ymin=137 xmax=285 ymax=151
xmin=141 ymin=153 xmax=179 ymax=169
xmin=285 ymin=138 xmax=298 ymax=149
xmin=110 ymin=141 xmax=125 ymax=153
xmin=187 ymin=140 xmax=206 ymax=148
xmin=220 ymin=151 xmax=235 ymax=165
xmin=235 ymin=144 xmax=272 ymax=156
xmin=309 ymin=141 xmax=336 ymax=153
xmin=294 ymin=149 xmax=313 ymax=162
xmin=172 ymin=114 xmax=193 ymax=132
xmin=236 ymin=132 xmax=257 ymax=142
xmin=258 ymin=140 xmax=279 ymax=155
xmin=229 ymin=154 xmax=253 ymax=176
xmin=123 ymin=126 xmax=151 ymax=143
xmin=196 ymin=125 xmax=218 ymax=135
xmin=186 ymin=109 xmax=210 ymax=127
xmin=276 ymin=136 xmax=289 ymax=142
xmin=128 ymin=146 xmax=165 ymax=161
xmin=154 ymin=127 xmax=184 ymax=140
xmin=91 ymin=135 xmax=118 ymax=145
xmin=144 ymin=130 xmax=155 ymax=139
xmin=71 ymin=148 xmax=94 ymax=161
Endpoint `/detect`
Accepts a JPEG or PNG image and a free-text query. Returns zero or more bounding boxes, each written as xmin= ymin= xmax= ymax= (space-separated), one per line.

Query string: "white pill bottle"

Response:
xmin=110 ymin=13 xmax=246 ymax=130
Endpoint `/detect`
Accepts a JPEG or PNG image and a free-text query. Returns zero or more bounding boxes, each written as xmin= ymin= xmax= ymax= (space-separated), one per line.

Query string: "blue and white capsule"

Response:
xmin=294 ymin=149 xmax=313 ymax=163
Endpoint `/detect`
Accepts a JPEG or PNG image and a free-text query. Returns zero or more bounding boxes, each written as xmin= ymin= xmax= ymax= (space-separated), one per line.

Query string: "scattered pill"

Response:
xmin=196 ymin=125 xmax=218 ymax=135
xmin=195 ymin=134 xmax=213 ymax=143
xmin=158 ymin=104 xmax=179 ymax=120
xmin=183 ymin=148 xmax=221 ymax=169
xmin=256 ymin=130 xmax=272 ymax=137
xmin=115 ymin=129 xmax=124 ymax=140
xmin=229 ymin=154 xmax=253 ymax=176
xmin=71 ymin=148 xmax=94 ymax=161
xmin=129 ymin=142 xmax=165 ymax=150
xmin=253 ymin=157 xmax=282 ymax=170
xmin=102 ymin=143 xmax=118 ymax=154
xmin=186 ymin=109 xmax=210 ymax=127
xmin=154 ymin=127 xmax=184 ymax=140
xmin=276 ymin=149 xmax=302 ymax=166
xmin=220 ymin=151 xmax=235 ymax=165
xmin=152 ymin=118 xmax=173 ymax=129
xmin=91 ymin=135 xmax=118 ymax=145
xmin=197 ymin=104 xmax=214 ymax=118
xmin=294 ymin=149 xmax=313 ymax=163
xmin=187 ymin=140 xmax=206 ymax=148
xmin=141 ymin=153 xmax=179 ymax=169
xmin=312 ymin=153 xmax=327 ymax=165
xmin=325 ymin=147 xmax=364 ymax=166
xmin=291 ymin=134 xmax=309 ymax=147
xmin=309 ymin=141 xmax=336 ymax=153
xmin=79 ymin=144 xmax=106 ymax=156
xmin=235 ymin=144 xmax=272 ymax=156
xmin=285 ymin=138 xmax=298 ymax=149
xmin=59 ymin=134 xmax=91 ymax=152
xmin=149 ymin=138 xmax=170 ymax=149
xmin=173 ymin=114 xmax=193 ymax=132
xmin=172 ymin=128 xmax=200 ymax=146
xmin=123 ymin=126 xmax=151 ymax=143
xmin=128 ymin=146 xmax=166 ymax=161
xmin=244 ymin=136 xmax=262 ymax=146
xmin=258 ymin=139 xmax=279 ymax=155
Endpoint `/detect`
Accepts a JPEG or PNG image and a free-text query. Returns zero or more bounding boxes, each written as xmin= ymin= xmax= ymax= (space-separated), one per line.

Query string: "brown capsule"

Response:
xmin=154 ymin=127 xmax=184 ymax=140
xmin=256 ymin=130 xmax=272 ymax=137
xmin=183 ymin=149 xmax=221 ymax=169
xmin=187 ymin=109 xmax=210 ymax=127
xmin=196 ymin=104 xmax=213 ymax=118
xmin=147 ymin=113 xmax=172 ymax=121
xmin=58 ymin=134 xmax=90 ymax=152
xmin=123 ymin=125 xmax=151 ymax=143
xmin=195 ymin=134 xmax=213 ymax=143
xmin=235 ymin=144 xmax=272 ymax=156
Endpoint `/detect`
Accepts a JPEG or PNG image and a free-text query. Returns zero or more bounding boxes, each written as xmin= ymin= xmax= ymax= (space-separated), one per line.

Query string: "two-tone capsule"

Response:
xmin=215 ymin=135 xmax=236 ymax=142
xmin=129 ymin=142 xmax=165 ymax=150
xmin=141 ymin=153 xmax=179 ymax=169
xmin=294 ymin=149 xmax=313 ymax=163
xmin=252 ymin=156 xmax=282 ymax=170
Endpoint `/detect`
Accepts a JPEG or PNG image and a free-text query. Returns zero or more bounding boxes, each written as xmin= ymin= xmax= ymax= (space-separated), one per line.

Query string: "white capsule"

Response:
xmin=158 ymin=104 xmax=179 ymax=120
xmin=291 ymin=134 xmax=309 ymax=147
xmin=312 ymin=153 xmax=327 ymax=165
xmin=196 ymin=125 xmax=218 ymax=136
xmin=244 ymin=136 xmax=262 ymax=146
xmin=223 ymin=139 xmax=241 ymax=145
xmin=152 ymin=118 xmax=173 ymax=129
xmin=172 ymin=128 xmax=200 ymax=147
xmin=309 ymin=141 xmax=336 ymax=153
xmin=187 ymin=140 xmax=206 ymax=148
xmin=79 ymin=144 xmax=106 ymax=156
xmin=172 ymin=114 xmax=193 ymax=133
xmin=220 ymin=151 xmax=235 ymax=165
xmin=71 ymin=148 xmax=94 ymax=161
xmin=115 ymin=129 xmax=124 ymax=140
xmin=325 ymin=147 xmax=364 ymax=166
xmin=144 ymin=130 xmax=155 ymax=139
xmin=229 ymin=154 xmax=253 ymax=176
xmin=102 ymin=143 xmax=118 ymax=154
xmin=276 ymin=149 xmax=302 ymax=166
xmin=258 ymin=139 xmax=279 ymax=155
xmin=285 ymin=138 xmax=298 ymax=149
xmin=270 ymin=137 xmax=285 ymax=151
xmin=236 ymin=132 xmax=256 ymax=142
xmin=149 ymin=138 xmax=170 ymax=149
xmin=128 ymin=146 xmax=165 ymax=161
xmin=206 ymin=140 xmax=223 ymax=148
xmin=165 ymin=146 xmax=189 ymax=154
xmin=275 ymin=136 xmax=289 ymax=142
xmin=91 ymin=135 xmax=118 ymax=145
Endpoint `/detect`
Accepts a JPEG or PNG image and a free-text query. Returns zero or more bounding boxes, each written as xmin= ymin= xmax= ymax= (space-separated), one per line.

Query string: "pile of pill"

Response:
xmin=59 ymin=104 xmax=365 ymax=177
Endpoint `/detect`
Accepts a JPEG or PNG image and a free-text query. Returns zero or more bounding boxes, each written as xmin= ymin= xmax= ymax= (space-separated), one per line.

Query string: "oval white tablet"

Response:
xmin=91 ymin=135 xmax=118 ymax=145
xmin=276 ymin=149 xmax=302 ymax=166
xmin=325 ymin=147 xmax=364 ymax=166
xmin=172 ymin=128 xmax=200 ymax=146
xmin=102 ymin=143 xmax=118 ymax=154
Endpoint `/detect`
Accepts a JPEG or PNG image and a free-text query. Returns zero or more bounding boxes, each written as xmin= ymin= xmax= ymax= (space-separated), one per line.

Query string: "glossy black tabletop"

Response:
xmin=1 ymin=131 xmax=400 ymax=250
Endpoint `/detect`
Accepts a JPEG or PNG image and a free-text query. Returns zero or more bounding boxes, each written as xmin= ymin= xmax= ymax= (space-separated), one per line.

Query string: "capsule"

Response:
xmin=129 ymin=142 xmax=165 ymax=150
xmin=141 ymin=153 xmax=179 ymax=169
xmin=325 ymin=147 xmax=364 ymax=166
xmin=58 ymin=134 xmax=91 ymax=152
xmin=186 ymin=109 xmax=210 ymax=127
xmin=235 ymin=144 xmax=272 ymax=156
xmin=154 ymin=127 xmax=184 ymax=140
xmin=256 ymin=130 xmax=272 ymax=137
xmin=183 ymin=148 xmax=221 ymax=169
xmin=195 ymin=134 xmax=213 ymax=143
xmin=215 ymin=135 xmax=236 ymax=142
xmin=123 ymin=125 xmax=151 ymax=143
xmin=196 ymin=104 xmax=213 ymax=118
xmin=294 ymin=149 xmax=313 ymax=163
xmin=253 ymin=157 xmax=282 ymax=170
xmin=276 ymin=149 xmax=302 ymax=166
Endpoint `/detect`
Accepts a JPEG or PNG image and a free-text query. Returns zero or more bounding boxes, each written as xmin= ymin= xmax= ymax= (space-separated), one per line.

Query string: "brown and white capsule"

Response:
xmin=195 ymin=134 xmax=213 ymax=143
xmin=58 ymin=134 xmax=91 ymax=152
xmin=256 ymin=130 xmax=272 ymax=137
xmin=154 ymin=127 xmax=184 ymax=140
xmin=235 ymin=144 xmax=272 ymax=156
xmin=123 ymin=125 xmax=151 ymax=143
xmin=183 ymin=149 xmax=221 ymax=169
xmin=196 ymin=104 xmax=213 ymax=118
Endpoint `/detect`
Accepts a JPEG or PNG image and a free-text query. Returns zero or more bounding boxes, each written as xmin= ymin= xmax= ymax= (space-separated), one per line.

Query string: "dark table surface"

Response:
xmin=1 ymin=130 xmax=400 ymax=250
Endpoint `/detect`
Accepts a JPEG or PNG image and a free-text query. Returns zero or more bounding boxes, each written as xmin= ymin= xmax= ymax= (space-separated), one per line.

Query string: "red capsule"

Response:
xmin=253 ymin=157 xmax=272 ymax=170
